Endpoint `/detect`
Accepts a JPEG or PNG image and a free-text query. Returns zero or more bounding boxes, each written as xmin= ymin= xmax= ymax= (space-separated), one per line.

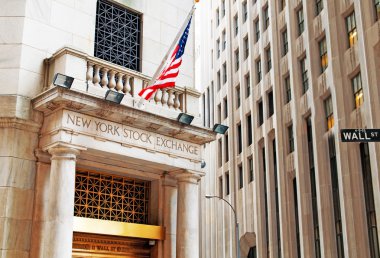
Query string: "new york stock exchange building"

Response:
xmin=0 ymin=0 xmax=214 ymax=257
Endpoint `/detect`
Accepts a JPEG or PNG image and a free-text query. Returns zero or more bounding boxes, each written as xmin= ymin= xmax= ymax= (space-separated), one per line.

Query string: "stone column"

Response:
xmin=176 ymin=172 xmax=201 ymax=258
xmin=162 ymin=175 xmax=178 ymax=258
xmin=45 ymin=144 xmax=82 ymax=258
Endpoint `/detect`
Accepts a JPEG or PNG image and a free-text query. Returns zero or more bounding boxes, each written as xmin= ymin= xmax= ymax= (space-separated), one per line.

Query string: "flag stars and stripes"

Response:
xmin=138 ymin=17 xmax=192 ymax=101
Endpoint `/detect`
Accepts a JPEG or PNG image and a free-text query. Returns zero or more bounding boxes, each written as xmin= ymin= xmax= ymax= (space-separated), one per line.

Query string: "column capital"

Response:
xmin=44 ymin=142 xmax=86 ymax=161
xmin=174 ymin=170 xmax=203 ymax=184
xmin=162 ymin=174 xmax=177 ymax=187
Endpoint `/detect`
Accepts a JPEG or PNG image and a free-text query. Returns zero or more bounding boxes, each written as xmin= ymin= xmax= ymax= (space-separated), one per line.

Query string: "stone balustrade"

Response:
xmin=44 ymin=47 xmax=200 ymax=118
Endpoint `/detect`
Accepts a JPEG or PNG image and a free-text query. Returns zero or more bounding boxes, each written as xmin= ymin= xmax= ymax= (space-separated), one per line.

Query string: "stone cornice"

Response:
xmin=32 ymin=87 xmax=216 ymax=145
xmin=0 ymin=117 xmax=41 ymax=133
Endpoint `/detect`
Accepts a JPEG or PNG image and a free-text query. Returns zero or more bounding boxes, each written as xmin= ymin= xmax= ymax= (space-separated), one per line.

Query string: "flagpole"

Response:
xmin=137 ymin=5 xmax=196 ymax=108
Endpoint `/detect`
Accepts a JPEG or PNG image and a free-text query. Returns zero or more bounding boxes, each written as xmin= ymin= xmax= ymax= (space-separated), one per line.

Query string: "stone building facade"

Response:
xmin=0 ymin=0 xmax=214 ymax=258
xmin=197 ymin=0 xmax=380 ymax=257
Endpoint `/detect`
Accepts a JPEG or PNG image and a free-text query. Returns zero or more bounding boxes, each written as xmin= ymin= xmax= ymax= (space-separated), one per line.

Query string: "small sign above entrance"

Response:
xmin=340 ymin=129 xmax=380 ymax=142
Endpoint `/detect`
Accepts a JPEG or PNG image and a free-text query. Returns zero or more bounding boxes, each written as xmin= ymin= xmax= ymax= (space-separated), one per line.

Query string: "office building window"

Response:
xmin=207 ymin=87 xmax=210 ymax=127
xmin=324 ymin=96 xmax=334 ymax=130
xmin=262 ymin=147 xmax=269 ymax=256
xmin=217 ymin=39 xmax=220 ymax=58
xmin=247 ymin=113 xmax=252 ymax=145
xmin=307 ymin=117 xmax=321 ymax=258
xmin=255 ymin=19 xmax=260 ymax=42
xmin=285 ymin=76 xmax=292 ymax=103
xmin=360 ymin=143 xmax=380 ymax=258
xmin=293 ymin=179 xmax=301 ymax=258
xmin=319 ymin=37 xmax=328 ymax=73
xmin=288 ymin=124 xmax=294 ymax=153
xmin=268 ymin=91 xmax=274 ymax=117
xmin=300 ymin=57 xmax=309 ymax=93
xmin=222 ymin=30 xmax=226 ymax=50
xmin=219 ymin=176 xmax=223 ymax=198
xmin=248 ymin=156 xmax=254 ymax=182
xmin=237 ymin=123 xmax=242 ymax=153
xmin=263 ymin=6 xmax=270 ymax=30
xmin=245 ymin=73 xmax=251 ymax=97
xmin=216 ymin=8 xmax=220 ymax=26
xmin=376 ymin=0 xmax=380 ymax=20
xmin=225 ymin=172 xmax=230 ymax=195
xmin=222 ymin=0 xmax=226 ymax=17
xmin=225 ymin=134 xmax=229 ymax=162
xmin=223 ymin=97 xmax=228 ymax=119
xmin=235 ymin=49 xmax=240 ymax=71
xmin=297 ymin=7 xmax=304 ymax=36
xmin=95 ymin=0 xmax=141 ymax=71
xmin=256 ymin=58 xmax=262 ymax=83
xmin=234 ymin=15 xmax=239 ymax=36
xmin=243 ymin=1 xmax=248 ymax=22
xmin=211 ymin=50 xmax=213 ymax=68
xmin=236 ymin=85 xmax=241 ymax=108
xmin=244 ymin=36 xmax=249 ymax=59
xmin=266 ymin=47 xmax=272 ymax=72
xmin=258 ymin=100 xmax=264 ymax=126
xmin=316 ymin=0 xmax=323 ymax=15
xmin=218 ymin=138 xmax=222 ymax=167
xmin=217 ymin=103 xmax=222 ymax=123
xmin=202 ymin=93 xmax=206 ymax=127
xmin=346 ymin=12 xmax=358 ymax=48
xmin=282 ymin=29 xmax=288 ymax=56
xmin=352 ymin=72 xmax=364 ymax=109
xmin=217 ymin=71 xmax=222 ymax=92
xmin=223 ymin=63 xmax=227 ymax=83
xmin=238 ymin=164 xmax=244 ymax=189
xmin=273 ymin=139 xmax=281 ymax=258
xmin=211 ymin=82 xmax=214 ymax=125
xmin=328 ymin=135 xmax=345 ymax=258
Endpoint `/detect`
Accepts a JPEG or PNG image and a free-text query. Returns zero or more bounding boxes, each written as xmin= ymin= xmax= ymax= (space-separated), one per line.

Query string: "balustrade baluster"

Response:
xmin=174 ymin=91 xmax=180 ymax=110
xmin=86 ymin=62 xmax=94 ymax=86
xmin=161 ymin=88 xmax=168 ymax=107
xmin=167 ymin=89 xmax=174 ymax=109
xmin=100 ymin=68 xmax=109 ymax=88
xmin=93 ymin=65 xmax=101 ymax=87
xmin=108 ymin=70 xmax=116 ymax=90
xmin=116 ymin=73 xmax=123 ymax=92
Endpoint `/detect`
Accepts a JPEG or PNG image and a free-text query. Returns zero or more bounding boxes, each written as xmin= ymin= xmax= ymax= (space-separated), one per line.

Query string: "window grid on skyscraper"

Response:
xmin=324 ymin=96 xmax=334 ymax=130
xmin=346 ymin=12 xmax=358 ymax=48
xmin=319 ymin=37 xmax=328 ymax=73
xmin=282 ymin=29 xmax=288 ymax=56
xmin=300 ymin=57 xmax=309 ymax=93
xmin=352 ymin=72 xmax=364 ymax=109
xmin=297 ymin=7 xmax=304 ymax=36
xmin=316 ymin=0 xmax=323 ymax=15
xmin=255 ymin=19 xmax=260 ymax=42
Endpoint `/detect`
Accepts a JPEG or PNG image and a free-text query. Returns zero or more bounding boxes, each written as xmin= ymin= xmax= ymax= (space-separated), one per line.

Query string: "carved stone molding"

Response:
xmin=0 ymin=117 xmax=41 ymax=133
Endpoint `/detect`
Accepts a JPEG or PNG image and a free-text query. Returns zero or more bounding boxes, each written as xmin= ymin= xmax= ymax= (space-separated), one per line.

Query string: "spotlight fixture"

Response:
xmin=201 ymin=160 xmax=206 ymax=169
xmin=177 ymin=113 xmax=194 ymax=125
xmin=212 ymin=124 xmax=229 ymax=134
xmin=53 ymin=73 xmax=74 ymax=89
xmin=105 ymin=90 xmax=124 ymax=104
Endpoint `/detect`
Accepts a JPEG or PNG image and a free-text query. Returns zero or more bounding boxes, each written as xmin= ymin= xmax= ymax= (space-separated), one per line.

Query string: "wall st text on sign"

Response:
xmin=340 ymin=129 xmax=380 ymax=142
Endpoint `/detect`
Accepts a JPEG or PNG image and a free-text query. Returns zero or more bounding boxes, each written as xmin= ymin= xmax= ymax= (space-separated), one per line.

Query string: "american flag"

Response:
xmin=138 ymin=17 xmax=192 ymax=101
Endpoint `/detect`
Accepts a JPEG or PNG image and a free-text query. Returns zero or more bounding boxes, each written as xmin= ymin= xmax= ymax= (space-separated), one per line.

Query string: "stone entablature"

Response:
xmin=33 ymin=87 xmax=215 ymax=172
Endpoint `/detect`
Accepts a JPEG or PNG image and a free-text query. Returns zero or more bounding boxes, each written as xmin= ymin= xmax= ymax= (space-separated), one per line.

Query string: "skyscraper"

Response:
xmin=197 ymin=0 xmax=380 ymax=257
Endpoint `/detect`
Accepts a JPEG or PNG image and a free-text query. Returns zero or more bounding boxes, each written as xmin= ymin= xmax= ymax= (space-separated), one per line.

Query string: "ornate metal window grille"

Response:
xmin=74 ymin=170 xmax=150 ymax=224
xmin=94 ymin=0 xmax=141 ymax=71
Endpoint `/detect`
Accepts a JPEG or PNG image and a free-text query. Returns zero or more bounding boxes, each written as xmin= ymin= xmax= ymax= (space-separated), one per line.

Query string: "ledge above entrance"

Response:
xmin=32 ymin=86 xmax=216 ymax=146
